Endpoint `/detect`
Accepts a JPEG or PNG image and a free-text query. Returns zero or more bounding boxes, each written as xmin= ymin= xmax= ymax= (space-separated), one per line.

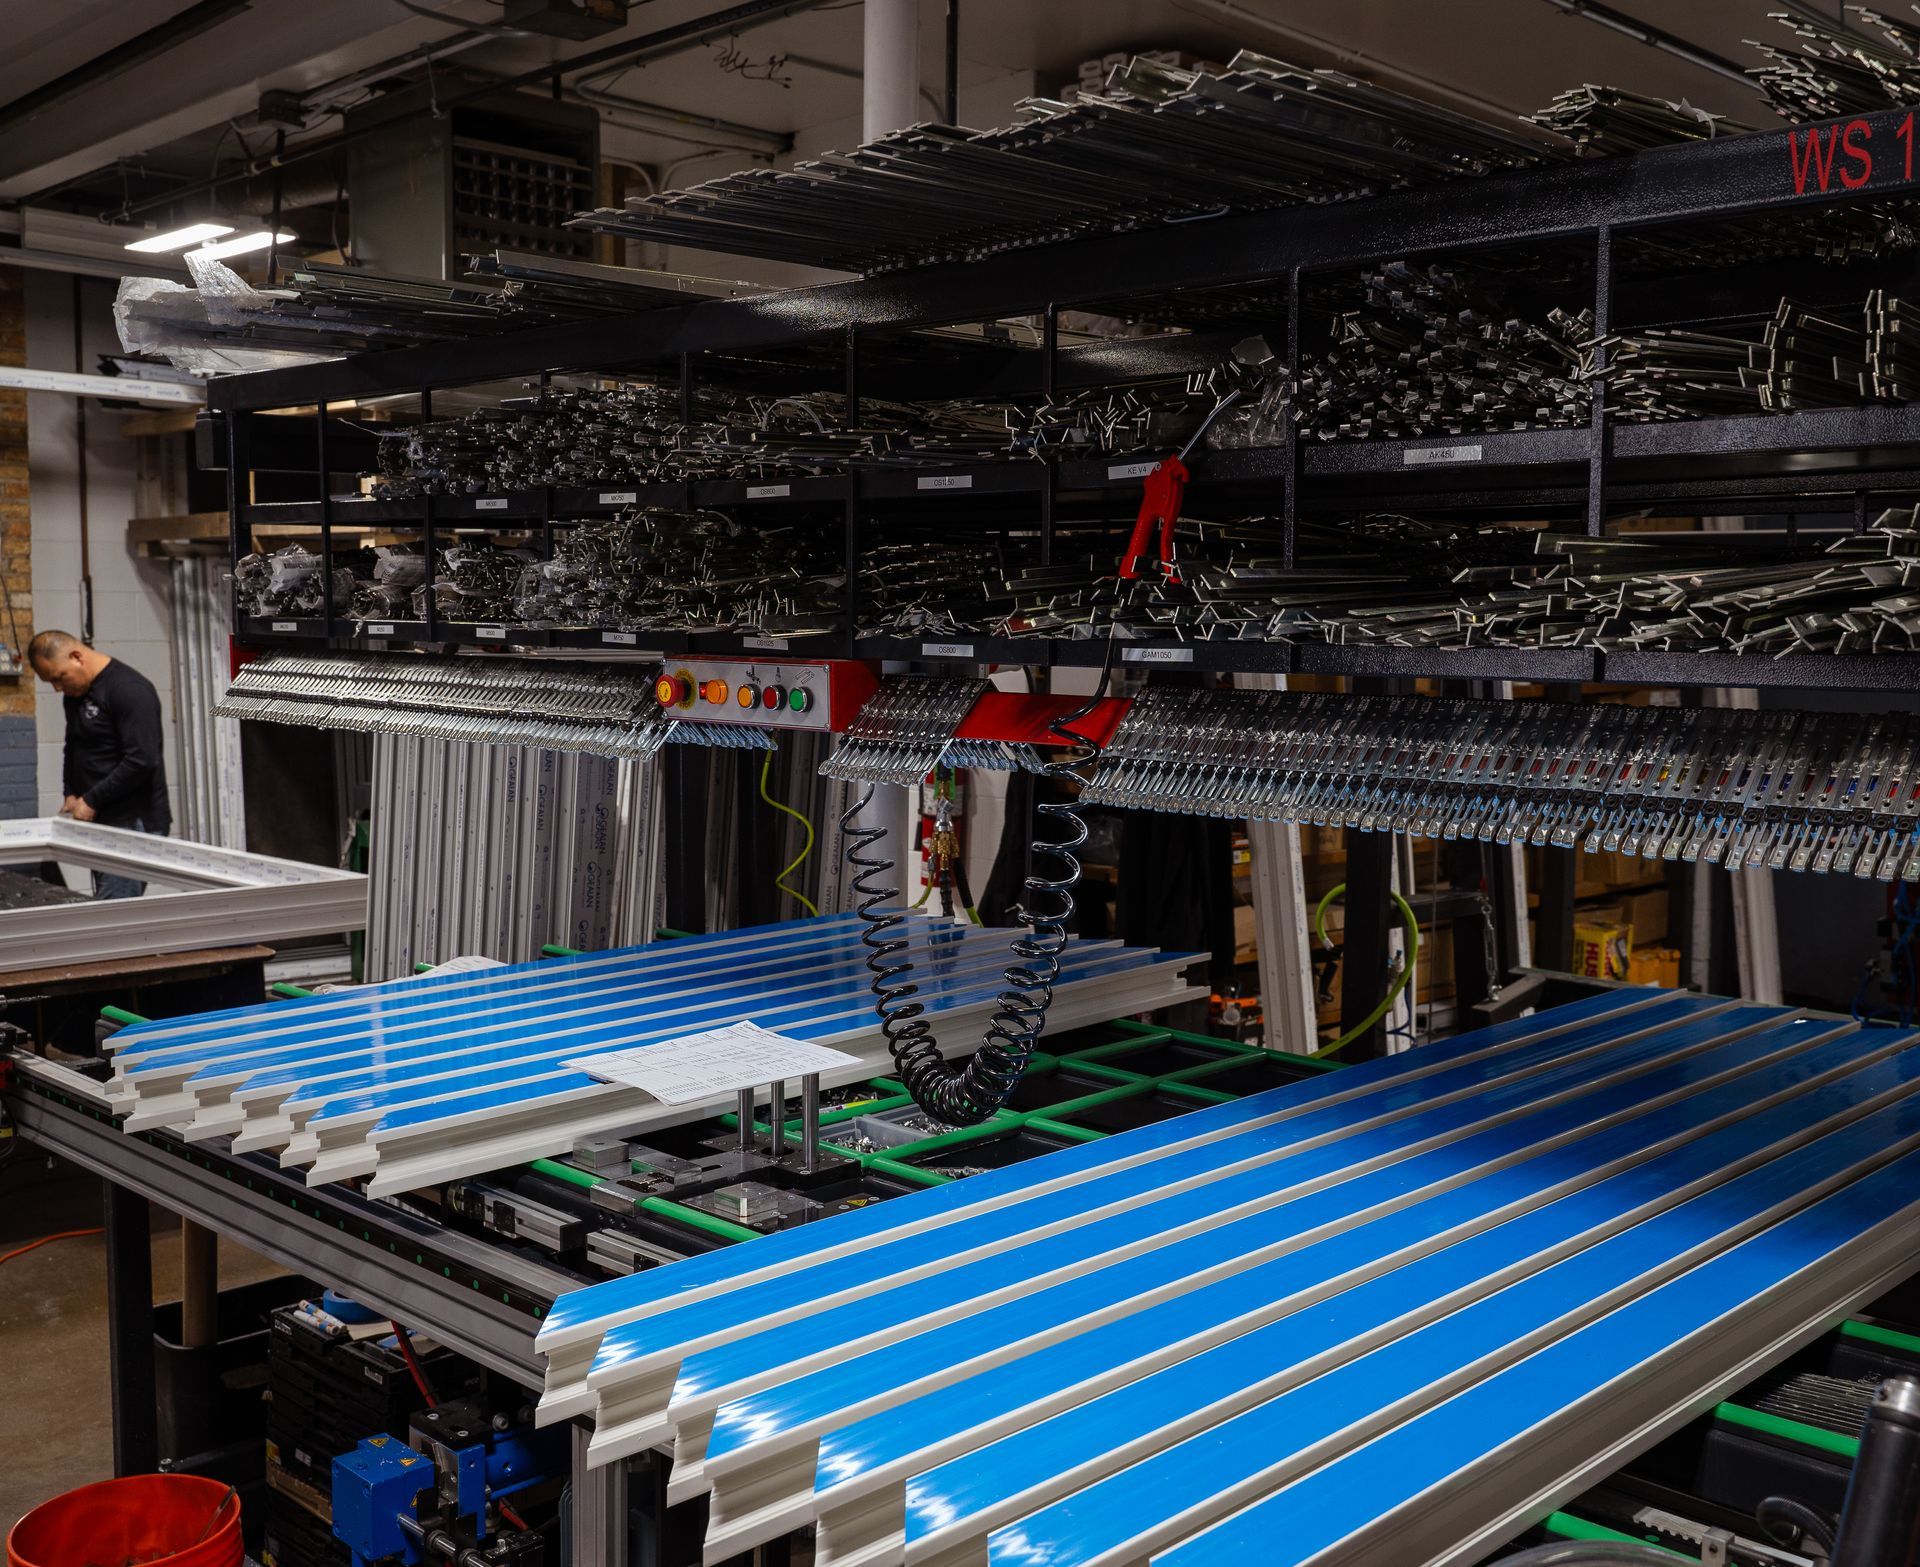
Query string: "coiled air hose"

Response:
xmin=841 ymin=662 xmax=1114 ymax=1126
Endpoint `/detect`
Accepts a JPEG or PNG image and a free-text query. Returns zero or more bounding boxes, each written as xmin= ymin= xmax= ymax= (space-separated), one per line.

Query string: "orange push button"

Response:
xmin=701 ymin=679 xmax=729 ymax=705
xmin=737 ymin=685 xmax=759 ymax=709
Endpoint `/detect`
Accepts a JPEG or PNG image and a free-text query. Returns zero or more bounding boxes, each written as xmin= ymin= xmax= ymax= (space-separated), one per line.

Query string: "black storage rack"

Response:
xmin=208 ymin=103 xmax=1920 ymax=692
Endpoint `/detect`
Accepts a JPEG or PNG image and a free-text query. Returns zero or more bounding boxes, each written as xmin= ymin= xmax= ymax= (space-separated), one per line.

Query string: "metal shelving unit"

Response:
xmin=208 ymin=104 xmax=1920 ymax=691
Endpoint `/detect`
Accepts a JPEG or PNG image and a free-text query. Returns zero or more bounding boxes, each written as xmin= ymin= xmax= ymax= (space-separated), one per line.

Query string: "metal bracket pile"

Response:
xmin=1083 ymin=686 xmax=1920 ymax=879
xmin=217 ymin=652 xmax=676 ymax=758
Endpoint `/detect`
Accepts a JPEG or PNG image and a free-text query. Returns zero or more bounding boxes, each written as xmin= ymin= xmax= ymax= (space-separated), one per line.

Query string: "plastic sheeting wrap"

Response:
xmin=537 ymin=989 xmax=1920 ymax=1567
xmin=114 ymin=257 xmax=336 ymax=377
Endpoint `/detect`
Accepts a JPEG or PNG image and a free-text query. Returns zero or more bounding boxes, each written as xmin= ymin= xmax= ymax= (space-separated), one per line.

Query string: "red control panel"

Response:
xmin=654 ymin=658 xmax=878 ymax=733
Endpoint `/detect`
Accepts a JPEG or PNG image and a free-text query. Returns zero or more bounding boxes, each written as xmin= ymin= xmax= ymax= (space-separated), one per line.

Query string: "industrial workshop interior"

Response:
xmin=35 ymin=3 xmax=1920 ymax=1567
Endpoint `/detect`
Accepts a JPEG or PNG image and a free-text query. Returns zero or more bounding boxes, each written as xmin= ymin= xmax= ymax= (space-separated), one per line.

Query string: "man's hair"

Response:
xmin=27 ymin=629 xmax=81 ymax=668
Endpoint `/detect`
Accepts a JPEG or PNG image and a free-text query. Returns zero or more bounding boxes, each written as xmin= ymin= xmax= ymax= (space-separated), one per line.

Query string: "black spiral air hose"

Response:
xmin=841 ymin=671 xmax=1112 ymax=1126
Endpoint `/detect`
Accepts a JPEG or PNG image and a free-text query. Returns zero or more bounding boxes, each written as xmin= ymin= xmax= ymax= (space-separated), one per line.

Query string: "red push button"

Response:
xmin=762 ymin=685 xmax=786 ymax=710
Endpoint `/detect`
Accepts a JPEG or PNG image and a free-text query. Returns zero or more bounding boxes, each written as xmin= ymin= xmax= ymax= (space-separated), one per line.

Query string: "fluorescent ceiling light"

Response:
xmin=188 ymin=230 xmax=295 ymax=261
xmin=124 ymin=221 xmax=234 ymax=253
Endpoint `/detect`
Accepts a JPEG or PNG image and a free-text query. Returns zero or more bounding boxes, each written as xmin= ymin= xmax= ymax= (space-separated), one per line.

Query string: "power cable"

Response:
xmin=758 ymin=748 xmax=819 ymax=916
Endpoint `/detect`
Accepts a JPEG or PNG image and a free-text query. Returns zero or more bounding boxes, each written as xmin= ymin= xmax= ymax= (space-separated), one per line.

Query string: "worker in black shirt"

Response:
xmin=28 ymin=629 xmax=172 ymax=899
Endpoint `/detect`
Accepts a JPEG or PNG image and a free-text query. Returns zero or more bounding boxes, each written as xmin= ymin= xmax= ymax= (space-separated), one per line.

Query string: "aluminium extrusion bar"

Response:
xmin=531 ymin=988 xmax=1674 ymax=1415
xmin=587 ymin=1001 xmax=1790 ymax=1471
xmin=193 ymin=928 xmax=1038 ymax=1143
xmin=338 ymin=965 xmax=1202 ymax=1195
xmin=977 ymin=1107 xmax=1920 ymax=1567
xmin=696 ymin=1016 xmax=1905 ymax=1551
xmin=358 ymin=982 xmax=1206 ymax=1202
xmin=563 ymin=996 xmax=1738 ymax=1441
xmin=115 ymin=921 xmax=1013 ymax=1126
xmin=789 ymin=1023 xmax=1920 ymax=1567
xmin=1156 ymin=1149 xmax=1920 ymax=1567
xmin=274 ymin=947 xmax=1173 ymax=1175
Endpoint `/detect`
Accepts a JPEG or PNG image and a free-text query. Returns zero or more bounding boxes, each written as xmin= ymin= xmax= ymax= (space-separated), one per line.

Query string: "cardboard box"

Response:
xmin=1628 ymin=944 xmax=1682 ymax=988
xmin=1573 ymin=917 xmax=1632 ymax=981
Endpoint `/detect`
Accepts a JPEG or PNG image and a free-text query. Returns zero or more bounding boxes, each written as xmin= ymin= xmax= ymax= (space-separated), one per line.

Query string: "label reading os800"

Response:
xmin=746 ymin=483 xmax=791 ymax=499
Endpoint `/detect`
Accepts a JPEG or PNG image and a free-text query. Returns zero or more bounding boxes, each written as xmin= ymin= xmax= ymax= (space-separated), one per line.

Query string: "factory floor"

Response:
xmin=0 ymin=1151 xmax=287 ymax=1530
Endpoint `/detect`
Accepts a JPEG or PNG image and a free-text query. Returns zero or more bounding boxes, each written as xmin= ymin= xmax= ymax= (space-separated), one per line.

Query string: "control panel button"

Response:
xmin=701 ymin=679 xmax=729 ymax=705
xmin=761 ymin=685 xmax=786 ymax=710
xmin=736 ymin=685 xmax=759 ymax=709
xmin=655 ymin=675 xmax=691 ymax=707
xmin=788 ymin=687 xmax=814 ymax=713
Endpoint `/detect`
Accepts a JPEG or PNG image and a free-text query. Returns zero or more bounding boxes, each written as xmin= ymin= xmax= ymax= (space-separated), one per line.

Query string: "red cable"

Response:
xmin=0 ymin=1228 xmax=102 ymax=1266
xmin=389 ymin=1319 xmax=438 ymax=1407
xmin=498 ymin=1502 xmax=531 ymax=1532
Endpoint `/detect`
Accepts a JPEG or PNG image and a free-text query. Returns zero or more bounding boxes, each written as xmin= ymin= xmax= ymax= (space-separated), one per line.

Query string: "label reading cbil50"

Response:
xmin=1785 ymin=114 xmax=1920 ymax=194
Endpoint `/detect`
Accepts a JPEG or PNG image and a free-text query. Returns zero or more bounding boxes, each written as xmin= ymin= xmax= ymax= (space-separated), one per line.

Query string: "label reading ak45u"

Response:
xmin=1785 ymin=112 xmax=1918 ymax=194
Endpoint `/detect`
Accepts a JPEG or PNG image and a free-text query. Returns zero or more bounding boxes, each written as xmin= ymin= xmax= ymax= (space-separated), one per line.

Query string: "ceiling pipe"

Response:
xmin=864 ymin=0 xmax=921 ymax=140
xmin=0 ymin=0 xmax=254 ymax=136
xmin=105 ymin=0 xmax=833 ymax=224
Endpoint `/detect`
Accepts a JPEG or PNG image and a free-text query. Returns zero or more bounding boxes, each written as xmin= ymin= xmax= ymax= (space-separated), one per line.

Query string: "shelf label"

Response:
xmin=1108 ymin=461 xmax=1156 ymax=480
xmin=365 ymin=623 xmax=397 ymax=637
xmin=270 ymin=620 xmax=299 ymax=633
xmin=746 ymin=483 xmax=791 ymax=499
xmin=742 ymin=635 xmax=789 ymax=651
xmin=601 ymin=630 xmax=639 ymax=646
xmin=476 ymin=626 xmax=507 ymax=641
xmin=918 ymin=474 xmax=974 ymax=491
xmin=569 ymin=1022 xmax=861 ymax=1106
xmin=1123 ymin=646 xmax=1195 ymax=664
xmin=474 ymin=497 xmax=509 ymax=511
xmin=922 ymin=641 xmax=975 ymax=659
xmin=598 ymin=491 xmax=638 ymax=506
xmin=1402 ymin=443 xmax=1482 ymax=467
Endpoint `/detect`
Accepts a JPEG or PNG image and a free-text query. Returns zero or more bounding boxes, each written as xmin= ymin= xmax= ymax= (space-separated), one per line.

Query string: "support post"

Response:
xmin=103 ymin=1181 xmax=158 ymax=1477
xmin=862 ymin=0 xmax=920 ymax=140
xmin=570 ymin=1422 xmax=630 ymax=1567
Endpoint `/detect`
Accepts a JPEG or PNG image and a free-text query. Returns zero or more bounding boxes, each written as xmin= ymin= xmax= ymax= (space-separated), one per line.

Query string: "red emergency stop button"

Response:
xmin=655 ymin=675 xmax=689 ymax=707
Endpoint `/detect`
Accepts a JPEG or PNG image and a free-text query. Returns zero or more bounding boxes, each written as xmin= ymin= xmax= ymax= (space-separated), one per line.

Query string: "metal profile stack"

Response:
xmin=532 ymin=988 xmax=1920 ymax=1567
xmin=1082 ymin=686 xmax=1920 ymax=879
xmin=101 ymin=914 xmax=1204 ymax=1196
xmin=361 ymin=734 xmax=662 ymax=979
xmin=570 ymin=50 xmax=1553 ymax=275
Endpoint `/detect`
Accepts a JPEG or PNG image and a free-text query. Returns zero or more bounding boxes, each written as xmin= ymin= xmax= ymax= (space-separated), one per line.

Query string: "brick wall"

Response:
xmin=0 ymin=267 xmax=31 ymax=818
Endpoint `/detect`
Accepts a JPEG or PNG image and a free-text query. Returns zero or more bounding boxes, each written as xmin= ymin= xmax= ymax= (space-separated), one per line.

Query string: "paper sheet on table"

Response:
xmin=566 ymin=1022 xmax=862 ymax=1106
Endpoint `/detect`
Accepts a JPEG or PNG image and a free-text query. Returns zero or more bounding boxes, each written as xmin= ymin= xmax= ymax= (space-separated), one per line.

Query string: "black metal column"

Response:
xmin=1339 ymin=828 xmax=1395 ymax=1059
xmin=102 ymin=1180 xmax=158 ymax=1477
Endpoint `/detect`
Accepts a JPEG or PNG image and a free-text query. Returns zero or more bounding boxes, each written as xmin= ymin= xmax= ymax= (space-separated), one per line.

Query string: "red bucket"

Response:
xmin=6 ymin=1475 xmax=240 ymax=1567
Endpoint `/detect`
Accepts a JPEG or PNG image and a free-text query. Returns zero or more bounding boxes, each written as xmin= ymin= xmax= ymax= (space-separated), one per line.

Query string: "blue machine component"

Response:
xmin=334 ymin=1437 xmax=433 ymax=1567
xmin=333 ymin=1409 xmax=565 ymax=1567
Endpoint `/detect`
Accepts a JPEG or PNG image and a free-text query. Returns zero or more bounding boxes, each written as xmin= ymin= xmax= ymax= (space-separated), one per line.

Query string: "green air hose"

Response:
xmin=1311 ymin=881 xmax=1421 ymax=1059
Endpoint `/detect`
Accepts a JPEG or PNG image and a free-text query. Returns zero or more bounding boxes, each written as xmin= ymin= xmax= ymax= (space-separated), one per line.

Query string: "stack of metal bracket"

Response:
xmin=420 ymin=542 xmax=536 ymax=624
xmin=821 ymin=675 xmax=998 ymax=786
xmin=1083 ymin=685 xmax=1920 ymax=880
xmin=1748 ymin=8 xmax=1920 ymax=121
xmin=1526 ymin=85 xmax=1751 ymax=156
xmin=535 ymin=985 xmax=1920 ymax=1567
xmin=102 ymin=914 xmax=1204 ymax=1196
xmin=511 ymin=510 xmax=843 ymax=637
xmin=569 ymin=50 xmax=1554 ymax=275
xmin=1596 ymin=298 xmax=1872 ymax=419
xmin=233 ymin=544 xmax=354 ymax=619
xmin=1296 ymin=262 xmax=1593 ymax=440
xmin=215 ymin=652 xmax=676 ymax=759
xmin=858 ymin=529 xmax=1015 ymax=638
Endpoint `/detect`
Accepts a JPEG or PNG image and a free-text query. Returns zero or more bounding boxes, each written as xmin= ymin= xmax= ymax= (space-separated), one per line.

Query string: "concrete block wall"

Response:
xmin=0 ymin=267 xmax=32 ymax=819
xmin=23 ymin=272 xmax=179 ymax=821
